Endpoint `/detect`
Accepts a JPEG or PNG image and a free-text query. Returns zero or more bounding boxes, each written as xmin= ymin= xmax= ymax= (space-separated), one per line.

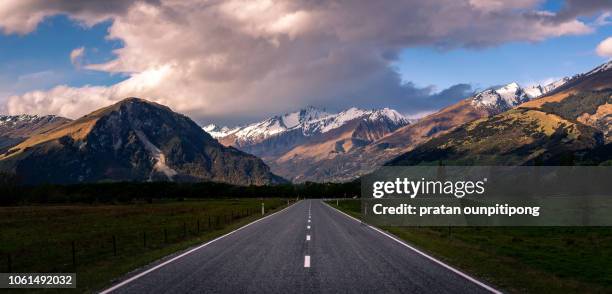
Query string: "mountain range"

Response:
xmin=0 ymin=114 xmax=71 ymax=154
xmin=206 ymin=73 xmax=576 ymax=182
xmin=0 ymin=61 xmax=610 ymax=185
xmin=0 ymin=98 xmax=283 ymax=185
xmin=389 ymin=62 xmax=612 ymax=166
xmin=205 ymin=107 xmax=410 ymax=182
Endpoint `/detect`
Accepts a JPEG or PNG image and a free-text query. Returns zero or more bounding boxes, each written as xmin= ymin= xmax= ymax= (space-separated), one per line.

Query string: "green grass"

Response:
xmin=327 ymin=199 xmax=612 ymax=293
xmin=0 ymin=198 xmax=291 ymax=293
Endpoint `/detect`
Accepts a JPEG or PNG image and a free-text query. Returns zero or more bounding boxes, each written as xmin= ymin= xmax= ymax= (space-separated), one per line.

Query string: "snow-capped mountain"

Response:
xmin=389 ymin=60 xmax=612 ymax=167
xmin=0 ymin=114 xmax=71 ymax=153
xmin=204 ymin=106 xmax=330 ymax=144
xmin=205 ymin=106 xmax=409 ymax=147
xmin=586 ymin=60 xmax=612 ymax=76
xmin=204 ymin=106 xmax=410 ymax=182
xmin=0 ymin=114 xmax=64 ymax=127
xmin=471 ymin=77 xmax=572 ymax=113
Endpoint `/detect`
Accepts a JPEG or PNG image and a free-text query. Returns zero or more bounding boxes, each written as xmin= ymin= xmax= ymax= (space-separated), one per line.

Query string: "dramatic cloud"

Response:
xmin=69 ymin=47 xmax=85 ymax=68
xmin=596 ymin=37 xmax=612 ymax=58
xmin=1 ymin=0 xmax=611 ymax=124
xmin=0 ymin=0 xmax=159 ymax=35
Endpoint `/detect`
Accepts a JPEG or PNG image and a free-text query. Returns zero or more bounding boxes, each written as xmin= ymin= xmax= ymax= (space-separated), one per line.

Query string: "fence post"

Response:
xmin=112 ymin=235 xmax=117 ymax=256
xmin=71 ymin=241 xmax=76 ymax=267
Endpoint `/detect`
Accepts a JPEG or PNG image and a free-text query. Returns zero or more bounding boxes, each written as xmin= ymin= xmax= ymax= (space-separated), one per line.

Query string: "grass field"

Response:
xmin=327 ymin=199 xmax=612 ymax=293
xmin=0 ymin=198 xmax=291 ymax=293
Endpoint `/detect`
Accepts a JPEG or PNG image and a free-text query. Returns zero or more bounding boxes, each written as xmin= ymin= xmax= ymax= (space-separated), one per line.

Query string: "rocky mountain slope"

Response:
xmin=206 ymin=107 xmax=410 ymax=182
xmin=388 ymin=61 xmax=612 ymax=166
xmin=0 ymin=114 xmax=71 ymax=153
xmin=208 ymin=78 xmax=566 ymax=182
xmin=0 ymin=98 xmax=284 ymax=185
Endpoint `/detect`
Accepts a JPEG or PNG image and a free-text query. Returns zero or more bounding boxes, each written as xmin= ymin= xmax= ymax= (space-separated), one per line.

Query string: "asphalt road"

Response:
xmin=102 ymin=200 xmax=497 ymax=294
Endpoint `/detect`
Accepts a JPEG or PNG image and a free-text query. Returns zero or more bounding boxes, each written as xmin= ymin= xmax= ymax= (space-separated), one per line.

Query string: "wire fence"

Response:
xmin=0 ymin=201 xmax=289 ymax=274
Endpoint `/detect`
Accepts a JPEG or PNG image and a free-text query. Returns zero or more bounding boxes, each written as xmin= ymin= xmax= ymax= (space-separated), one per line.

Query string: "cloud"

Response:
xmin=596 ymin=37 xmax=612 ymax=58
xmin=1 ymin=0 xmax=610 ymax=124
xmin=0 ymin=0 xmax=159 ymax=35
xmin=70 ymin=47 xmax=85 ymax=68
xmin=555 ymin=0 xmax=612 ymax=21
xmin=468 ymin=0 xmax=542 ymax=12
xmin=595 ymin=12 xmax=611 ymax=26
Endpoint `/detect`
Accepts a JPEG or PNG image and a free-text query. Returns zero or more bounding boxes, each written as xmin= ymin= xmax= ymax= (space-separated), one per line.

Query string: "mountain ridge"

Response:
xmin=204 ymin=76 xmax=572 ymax=182
xmin=388 ymin=61 xmax=612 ymax=166
xmin=0 ymin=97 xmax=284 ymax=185
xmin=0 ymin=114 xmax=71 ymax=153
xmin=205 ymin=106 xmax=411 ymax=182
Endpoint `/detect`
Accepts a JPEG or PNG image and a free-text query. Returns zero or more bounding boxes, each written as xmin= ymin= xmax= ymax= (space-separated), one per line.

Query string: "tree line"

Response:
xmin=0 ymin=172 xmax=360 ymax=205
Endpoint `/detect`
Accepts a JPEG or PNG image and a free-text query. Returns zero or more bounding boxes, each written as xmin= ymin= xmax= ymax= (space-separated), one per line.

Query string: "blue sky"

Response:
xmin=2 ymin=2 xmax=609 ymax=96
xmin=396 ymin=0 xmax=612 ymax=91
xmin=0 ymin=16 xmax=125 ymax=95
xmin=397 ymin=27 xmax=612 ymax=91
xmin=0 ymin=0 xmax=610 ymax=123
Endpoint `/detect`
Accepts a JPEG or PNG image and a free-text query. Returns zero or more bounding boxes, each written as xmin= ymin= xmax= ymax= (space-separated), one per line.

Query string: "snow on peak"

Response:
xmin=368 ymin=108 xmax=410 ymax=124
xmin=0 ymin=114 xmax=61 ymax=127
xmin=281 ymin=106 xmax=329 ymax=129
xmin=304 ymin=107 xmax=369 ymax=134
xmin=542 ymin=77 xmax=571 ymax=92
xmin=203 ymin=106 xmax=408 ymax=143
xmin=523 ymin=85 xmax=545 ymax=99
xmin=586 ymin=60 xmax=612 ymax=76
xmin=471 ymin=77 xmax=573 ymax=111
xmin=202 ymin=123 xmax=217 ymax=132
xmin=471 ymin=82 xmax=528 ymax=110
xmin=202 ymin=124 xmax=237 ymax=138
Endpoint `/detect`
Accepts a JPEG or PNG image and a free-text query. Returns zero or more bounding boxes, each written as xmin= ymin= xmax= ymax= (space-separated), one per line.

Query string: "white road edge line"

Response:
xmin=322 ymin=201 xmax=501 ymax=294
xmin=304 ymin=255 xmax=311 ymax=268
xmin=99 ymin=201 xmax=300 ymax=294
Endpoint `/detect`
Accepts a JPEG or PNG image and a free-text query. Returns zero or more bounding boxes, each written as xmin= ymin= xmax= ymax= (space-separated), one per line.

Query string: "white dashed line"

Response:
xmin=304 ymin=255 xmax=311 ymax=268
xmin=306 ymin=235 xmax=311 ymax=241
xmin=308 ymin=219 xmax=311 ymax=223
xmin=307 ymin=225 xmax=310 ymax=229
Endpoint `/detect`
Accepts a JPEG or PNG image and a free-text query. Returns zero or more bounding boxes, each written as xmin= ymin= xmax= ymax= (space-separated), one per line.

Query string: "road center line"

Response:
xmin=304 ymin=255 xmax=311 ymax=268
xmin=307 ymin=225 xmax=310 ymax=229
xmin=306 ymin=235 xmax=311 ymax=241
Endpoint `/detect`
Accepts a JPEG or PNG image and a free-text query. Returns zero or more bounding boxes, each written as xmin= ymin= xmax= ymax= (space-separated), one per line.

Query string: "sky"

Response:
xmin=0 ymin=0 xmax=611 ymax=125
